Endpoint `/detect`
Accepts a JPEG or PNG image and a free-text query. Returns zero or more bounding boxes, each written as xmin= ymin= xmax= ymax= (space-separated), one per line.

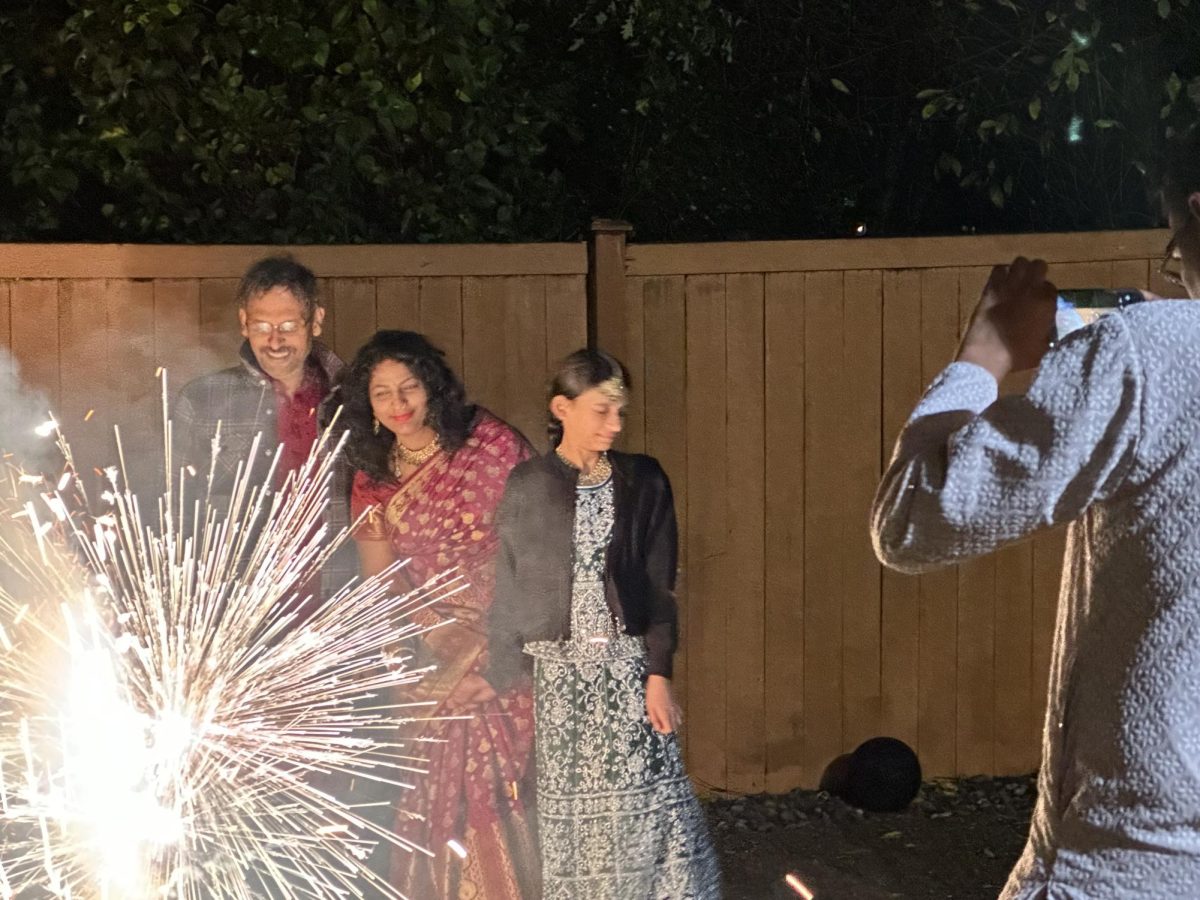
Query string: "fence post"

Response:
xmin=588 ymin=218 xmax=633 ymax=358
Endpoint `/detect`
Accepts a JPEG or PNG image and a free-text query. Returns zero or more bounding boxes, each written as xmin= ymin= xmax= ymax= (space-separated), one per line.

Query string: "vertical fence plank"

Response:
xmin=198 ymin=280 xmax=241 ymax=370
xmin=880 ymin=270 xmax=922 ymax=751
xmin=841 ymin=269 xmax=883 ymax=751
xmin=314 ymin=276 xmax=337 ymax=353
xmin=328 ymin=279 xmax=377 ymax=363
xmin=461 ymin=277 xmax=508 ymax=417
xmin=461 ymin=276 xmax=550 ymax=444
xmin=535 ymin=273 xmax=590 ymax=450
xmin=418 ymin=278 xmax=465 ymax=378
xmin=918 ymin=267 xmax=961 ymax=777
xmin=725 ymin=273 xmax=766 ymax=793
xmin=764 ymin=272 xmax=805 ymax=791
xmin=107 ymin=281 xmax=157 ymax=401
xmin=589 ymin=220 xmax=633 ymax=358
xmin=502 ymin=277 xmax=547 ymax=446
xmin=642 ymin=277 xmax=689 ymax=748
xmin=0 ymin=281 xmax=10 ymax=377
xmin=108 ymin=280 xmax=157 ymax=400
xmin=59 ymin=280 xmax=114 ymax=485
xmin=59 ymin=279 xmax=108 ymax=429
xmin=684 ymin=274 xmax=728 ymax=791
xmin=620 ymin=276 xmax=647 ymax=454
xmin=545 ymin=275 xmax=588 ymax=379
xmin=802 ymin=270 xmax=846 ymax=785
xmin=154 ymin=280 xmax=204 ymax=392
xmin=376 ymin=277 xmax=420 ymax=334
xmin=10 ymin=280 xmax=60 ymax=409
xmin=155 ymin=279 xmax=202 ymax=491
xmin=107 ymin=280 xmax=157 ymax=489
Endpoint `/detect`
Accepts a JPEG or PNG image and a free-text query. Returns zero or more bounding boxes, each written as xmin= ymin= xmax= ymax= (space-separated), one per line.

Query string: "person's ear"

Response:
xmin=311 ymin=306 xmax=326 ymax=337
xmin=549 ymin=395 xmax=571 ymax=422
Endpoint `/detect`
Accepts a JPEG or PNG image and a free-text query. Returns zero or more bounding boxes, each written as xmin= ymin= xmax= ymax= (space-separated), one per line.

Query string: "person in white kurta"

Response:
xmin=872 ymin=255 xmax=1200 ymax=899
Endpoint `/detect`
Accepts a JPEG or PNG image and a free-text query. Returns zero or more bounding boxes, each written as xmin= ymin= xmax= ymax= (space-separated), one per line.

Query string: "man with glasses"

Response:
xmin=872 ymin=124 xmax=1200 ymax=900
xmin=175 ymin=255 xmax=353 ymax=600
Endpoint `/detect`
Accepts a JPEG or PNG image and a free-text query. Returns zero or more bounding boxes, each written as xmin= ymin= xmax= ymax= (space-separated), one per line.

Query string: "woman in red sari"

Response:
xmin=338 ymin=330 xmax=537 ymax=899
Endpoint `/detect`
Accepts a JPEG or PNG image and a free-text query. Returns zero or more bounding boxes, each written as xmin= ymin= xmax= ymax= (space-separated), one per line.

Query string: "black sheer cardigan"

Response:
xmin=485 ymin=450 xmax=679 ymax=690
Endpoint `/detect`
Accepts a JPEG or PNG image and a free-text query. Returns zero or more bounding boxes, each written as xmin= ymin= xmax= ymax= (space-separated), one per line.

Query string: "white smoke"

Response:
xmin=0 ymin=347 xmax=62 ymax=474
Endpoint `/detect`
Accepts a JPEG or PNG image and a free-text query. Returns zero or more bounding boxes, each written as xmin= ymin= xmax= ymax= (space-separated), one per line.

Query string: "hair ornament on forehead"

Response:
xmin=599 ymin=376 xmax=628 ymax=403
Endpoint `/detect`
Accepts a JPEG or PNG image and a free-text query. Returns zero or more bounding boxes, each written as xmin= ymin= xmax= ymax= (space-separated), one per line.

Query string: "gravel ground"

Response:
xmin=704 ymin=775 xmax=1037 ymax=899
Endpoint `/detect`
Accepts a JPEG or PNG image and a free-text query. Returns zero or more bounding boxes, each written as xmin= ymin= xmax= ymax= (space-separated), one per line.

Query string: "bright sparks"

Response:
xmin=0 ymin=379 xmax=455 ymax=898
xmin=785 ymin=872 xmax=815 ymax=899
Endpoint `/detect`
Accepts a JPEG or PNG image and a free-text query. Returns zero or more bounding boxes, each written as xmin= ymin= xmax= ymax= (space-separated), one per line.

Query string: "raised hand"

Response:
xmin=957 ymin=256 xmax=1058 ymax=380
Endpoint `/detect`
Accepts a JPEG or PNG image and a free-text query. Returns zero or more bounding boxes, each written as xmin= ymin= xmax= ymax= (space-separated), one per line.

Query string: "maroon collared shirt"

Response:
xmin=271 ymin=359 xmax=330 ymax=486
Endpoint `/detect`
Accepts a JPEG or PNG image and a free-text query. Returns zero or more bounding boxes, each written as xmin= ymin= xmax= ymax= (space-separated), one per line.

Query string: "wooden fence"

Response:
xmin=0 ymin=244 xmax=587 ymax=479
xmin=0 ymin=229 xmax=1171 ymax=792
xmin=594 ymin=228 xmax=1172 ymax=793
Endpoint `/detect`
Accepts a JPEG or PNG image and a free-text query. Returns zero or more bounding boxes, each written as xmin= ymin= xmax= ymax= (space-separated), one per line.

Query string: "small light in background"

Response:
xmin=1067 ymin=115 xmax=1084 ymax=144
xmin=854 ymin=223 xmax=868 ymax=236
xmin=447 ymin=839 xmax=468 ymax=860
xmin=785 ymin=872 xmax=815 ymax=899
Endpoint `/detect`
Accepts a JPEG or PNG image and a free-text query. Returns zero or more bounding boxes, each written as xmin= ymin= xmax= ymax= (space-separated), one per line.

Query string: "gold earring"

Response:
xmin=373 ymin=417 xmax=381 ymax=435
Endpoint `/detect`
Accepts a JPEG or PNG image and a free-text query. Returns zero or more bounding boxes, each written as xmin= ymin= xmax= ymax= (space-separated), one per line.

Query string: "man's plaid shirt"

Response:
xmin=173 ymin=340 xmax=357 ymax=597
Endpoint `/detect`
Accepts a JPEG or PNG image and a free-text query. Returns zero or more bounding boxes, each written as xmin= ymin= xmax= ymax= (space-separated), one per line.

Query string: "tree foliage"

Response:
xmin=915 ymin=0 xmax=1200 ymax=231
xmin=557 ymin=0 xmax=1200 ymax=239
xmin=1 ymin=0 xmax=1198 ymax=242
xmin=1 ymin=0 xmax=559 ymax=241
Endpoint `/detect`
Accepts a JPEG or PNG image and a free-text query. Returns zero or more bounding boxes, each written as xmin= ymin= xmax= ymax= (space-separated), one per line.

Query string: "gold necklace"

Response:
xmin=557 ymin=449 xmax=612 ymax=486
xmin=391 ymin=435 xmax=441 ymax=475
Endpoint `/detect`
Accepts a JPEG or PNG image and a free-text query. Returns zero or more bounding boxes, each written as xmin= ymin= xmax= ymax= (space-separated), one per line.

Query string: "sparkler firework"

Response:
xmin=0 ymin=378 xmax=455 ymax=899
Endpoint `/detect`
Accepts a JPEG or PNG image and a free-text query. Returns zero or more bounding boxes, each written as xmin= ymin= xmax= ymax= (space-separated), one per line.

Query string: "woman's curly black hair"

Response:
xmin=328 ymin=330 xmax=477 ymax=483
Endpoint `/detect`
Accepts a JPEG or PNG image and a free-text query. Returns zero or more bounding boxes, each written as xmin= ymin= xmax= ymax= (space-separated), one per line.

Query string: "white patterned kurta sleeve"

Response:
xmin=871 ymin=312 xmax=1143 ymax=575
xmin=873 ymin=302 xmax=1200 ymax=898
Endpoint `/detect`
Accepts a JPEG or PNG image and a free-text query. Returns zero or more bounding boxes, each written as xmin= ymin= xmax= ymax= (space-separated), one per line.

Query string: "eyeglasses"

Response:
xmin=1160 ymin=223 xmax=1188 ymax=289
xmin=247 ymin=319 xmax=306 ymax=336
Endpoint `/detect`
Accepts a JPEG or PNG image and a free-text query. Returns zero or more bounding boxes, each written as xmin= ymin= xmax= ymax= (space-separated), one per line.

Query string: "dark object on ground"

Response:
xmin=848 ymin=737 xmax=922 ymax=812
xmin=706 ymin=773 xmax=1036 ymax=899
xmin=820 ymin=737 xmax=923 ymax=813
xmin=818 ymin=752 xmax=852 ymax=796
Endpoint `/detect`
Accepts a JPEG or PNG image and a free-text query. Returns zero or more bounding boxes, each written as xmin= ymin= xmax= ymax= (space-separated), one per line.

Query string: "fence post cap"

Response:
xmin=590 ymin=218 xmax=634 ymax=235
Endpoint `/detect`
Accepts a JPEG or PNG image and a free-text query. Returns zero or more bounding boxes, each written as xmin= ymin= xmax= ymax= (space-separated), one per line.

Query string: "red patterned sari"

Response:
xmin=351 ymin=411 xmax=538 ymax=900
